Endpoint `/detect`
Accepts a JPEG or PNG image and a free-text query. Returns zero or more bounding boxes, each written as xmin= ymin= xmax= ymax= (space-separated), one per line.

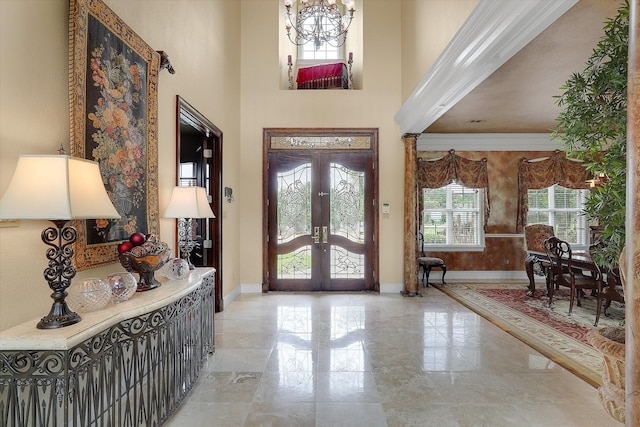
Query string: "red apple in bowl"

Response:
xmin=129 ymin=232 xmax=146 ymax=247
xmin=117 ymin=241 xmax=134 ymax=254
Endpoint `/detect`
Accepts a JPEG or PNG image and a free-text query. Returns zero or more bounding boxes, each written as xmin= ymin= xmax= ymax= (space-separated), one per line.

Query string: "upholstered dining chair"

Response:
xmin=543 ymin=236 xmax=604 ymax=326
xmin=524 ymin=224 xmax=555 ymax=254
xmin=417 ymin=232 xmax=447 ymax=287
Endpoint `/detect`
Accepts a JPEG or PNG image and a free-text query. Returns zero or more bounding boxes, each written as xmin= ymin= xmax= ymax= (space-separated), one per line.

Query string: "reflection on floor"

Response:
xmin=165 ymin=287 xmax=620 ymax=427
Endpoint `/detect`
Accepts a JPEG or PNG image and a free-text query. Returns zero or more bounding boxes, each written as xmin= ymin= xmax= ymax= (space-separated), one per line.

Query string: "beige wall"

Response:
xmin=400 ymin=0 xmax=478 ymax=101
xmin=0 ymin=0 xmax=481 ymax=330
xmin=239 ymin=0 xmax=405 ymax=290
xmin=0 ymin=0 xmax=241 ymax=330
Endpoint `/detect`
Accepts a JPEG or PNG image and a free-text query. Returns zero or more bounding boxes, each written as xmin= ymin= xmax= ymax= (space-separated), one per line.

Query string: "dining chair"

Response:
xmin=417 ymin=232 xmax=446 ymax=287
xmin=543 ymin=236 xmax=604 ymax=326
xmin=524 ymin=224 xmax=554 ymax=278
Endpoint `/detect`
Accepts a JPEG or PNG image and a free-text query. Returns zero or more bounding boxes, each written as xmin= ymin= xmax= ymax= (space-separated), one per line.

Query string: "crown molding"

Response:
xmin=395 ymin=0 xmax=578 ymax=135
xmin=417 ymin=133 xmax=564 ymax=152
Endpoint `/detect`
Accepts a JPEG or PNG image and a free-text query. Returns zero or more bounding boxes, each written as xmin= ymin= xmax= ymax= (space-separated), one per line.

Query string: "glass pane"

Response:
xmin=330 ymin=246 xmax=364 ymax=279
xmin=422 ymin=188 xmax=446 ymax=209
xmin=554 ymin=186 xmax=578 ymax=209
xmin=330 ymin=163 xmax=364 ymax=244
xmin=528 ymin=188 xmax=549 ymax=209
xmin=277 ymin=163 xmax=312 ymax=243
xmin=452 ymin=212 xmax=478 ymax=245
xmin=527 ymin=211 xmax=549 ymax=225
xmin=278 ymin=246 xmax=312 ymax=279
xmin=451 ymin=185 xmax=478 ymax=209
xmin=555 ymin=211 xmax=578 ymax=243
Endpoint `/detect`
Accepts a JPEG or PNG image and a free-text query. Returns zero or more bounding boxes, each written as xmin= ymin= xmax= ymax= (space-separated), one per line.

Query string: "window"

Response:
xmin=179 ymin=162 xmax=197 ymax=187
xmin=421 ymin=183 xmax=484 ymax=250
xmin=299 ymin=39 xmax=342 ymax=61
xmin=527 ymin=184 xmax=589 ymax=249
xmin=296 ymin=4 xmax=347 ymax=62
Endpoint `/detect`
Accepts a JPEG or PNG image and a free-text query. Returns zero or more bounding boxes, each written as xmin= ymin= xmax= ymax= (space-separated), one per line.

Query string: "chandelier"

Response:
xmin=284 ymin=0 xmax=356 ymax=49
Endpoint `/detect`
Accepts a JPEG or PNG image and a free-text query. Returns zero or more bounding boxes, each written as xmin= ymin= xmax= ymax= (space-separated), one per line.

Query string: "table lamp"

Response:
xmin=163 ymin=186 xmax=215 ymax=270
xmin=0 ymin=155 xmax=120 ymax=329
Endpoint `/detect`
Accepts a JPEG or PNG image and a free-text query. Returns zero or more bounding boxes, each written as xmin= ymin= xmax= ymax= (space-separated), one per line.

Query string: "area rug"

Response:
xmin=433 ymin=281 xmax=625 ymax=387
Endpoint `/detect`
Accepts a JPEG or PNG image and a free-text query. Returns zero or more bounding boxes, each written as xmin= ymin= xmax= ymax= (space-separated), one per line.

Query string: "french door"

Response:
xmin=263 ymin=129 xmax=378 ymax=292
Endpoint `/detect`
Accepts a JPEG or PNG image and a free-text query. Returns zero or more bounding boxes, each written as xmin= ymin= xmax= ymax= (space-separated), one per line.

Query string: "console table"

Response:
xmin=0 ymin=267 xmax=215 ymax=427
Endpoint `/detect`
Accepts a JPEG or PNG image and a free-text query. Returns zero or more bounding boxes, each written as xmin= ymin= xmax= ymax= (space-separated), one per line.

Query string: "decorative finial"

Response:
xmin=57 ymin=144 xmax=66 ymax=155
xmin=157 ymin=51 xmax=175 ymax=74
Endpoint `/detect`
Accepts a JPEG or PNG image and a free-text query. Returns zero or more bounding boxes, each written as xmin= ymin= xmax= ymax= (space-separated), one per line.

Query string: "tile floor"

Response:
xmin=165 ymin=286 xmax=620 ymax=426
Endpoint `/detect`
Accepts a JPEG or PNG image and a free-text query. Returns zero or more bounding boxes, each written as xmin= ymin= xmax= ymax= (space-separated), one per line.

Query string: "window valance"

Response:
xmin=516 ymin=150 xmax=590 ymax=231
xmin=417 ymin=150 xmax=490 ymax=229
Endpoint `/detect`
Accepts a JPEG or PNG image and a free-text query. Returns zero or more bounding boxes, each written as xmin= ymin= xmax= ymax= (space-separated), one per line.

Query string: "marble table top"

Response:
xmin=0 ymin=267 xmax=215 ymax=351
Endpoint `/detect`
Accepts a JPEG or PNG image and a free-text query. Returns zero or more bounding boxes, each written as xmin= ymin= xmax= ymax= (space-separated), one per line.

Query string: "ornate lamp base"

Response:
xmin=37 ymin=220 xmax=81 ymax=329
xmin=37 ymin=302 xmax=81 ymax=329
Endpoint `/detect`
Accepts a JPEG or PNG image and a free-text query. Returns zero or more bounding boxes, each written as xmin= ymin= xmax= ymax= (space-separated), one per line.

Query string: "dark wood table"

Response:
xmin=525 ymin=250 xmax=624 ymax=308
xmin=525 ymin=250 xmax=601 ymax=297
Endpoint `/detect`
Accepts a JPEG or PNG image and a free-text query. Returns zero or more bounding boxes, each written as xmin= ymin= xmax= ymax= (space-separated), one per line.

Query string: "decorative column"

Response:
xmin=401 ymin=133 xmax=420 ymax=297
xmin=627 ymin=1 xmax=640 ymax=424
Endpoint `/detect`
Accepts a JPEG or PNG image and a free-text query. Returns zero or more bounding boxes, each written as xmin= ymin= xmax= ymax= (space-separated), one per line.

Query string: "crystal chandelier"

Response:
xmin=284 ymin=0 xmax=356 ymax=49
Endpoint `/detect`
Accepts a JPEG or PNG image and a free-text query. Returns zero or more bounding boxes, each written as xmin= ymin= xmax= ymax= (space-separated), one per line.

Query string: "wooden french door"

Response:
xmin=263 ymin=129 xmax=378 ymax=292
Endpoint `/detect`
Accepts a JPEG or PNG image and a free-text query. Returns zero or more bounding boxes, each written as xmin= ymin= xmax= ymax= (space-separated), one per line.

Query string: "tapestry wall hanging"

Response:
xmin=69 ymin=0 xmax=160 ymax=269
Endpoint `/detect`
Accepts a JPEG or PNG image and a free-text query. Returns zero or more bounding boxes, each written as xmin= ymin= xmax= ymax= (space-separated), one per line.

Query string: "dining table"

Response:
xmin=524 ymin=250 xmax=624 ymax=307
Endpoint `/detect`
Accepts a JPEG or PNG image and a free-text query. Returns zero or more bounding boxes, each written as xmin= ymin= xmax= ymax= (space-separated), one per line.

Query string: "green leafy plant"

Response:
xmin=552 ymin=0 xmax=629 ymax=269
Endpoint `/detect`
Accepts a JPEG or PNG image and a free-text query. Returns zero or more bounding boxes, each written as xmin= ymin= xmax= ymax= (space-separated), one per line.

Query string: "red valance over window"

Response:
xmin=516 ymin=150 xmax=590 ymax=231
xmin=296 ymin=63 xmax=347 ymax=89
xmin=417 ymin=150 xmax=490 ymax=230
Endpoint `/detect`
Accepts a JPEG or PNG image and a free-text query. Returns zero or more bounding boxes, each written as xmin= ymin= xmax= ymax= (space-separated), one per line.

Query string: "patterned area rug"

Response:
xmin=433 ymin=281 xmax=625 ymax=387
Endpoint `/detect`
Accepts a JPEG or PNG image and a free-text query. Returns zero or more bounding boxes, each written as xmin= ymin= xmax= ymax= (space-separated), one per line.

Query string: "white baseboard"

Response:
xmin=222 ymin=285 xmax=242 ymax=308
xmin=234 ymin=272 xmax=535 ymax=301
xmin=432 ymin=270 xmax=531 ymax=281
xmin=380 ymin=283 xmax=404 ymax=293
xmin=241 ymin=283 xmax=263 ymax=293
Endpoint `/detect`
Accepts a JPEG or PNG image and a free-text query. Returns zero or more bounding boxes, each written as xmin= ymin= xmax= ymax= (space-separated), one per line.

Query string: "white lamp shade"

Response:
xmin=163 ymin=186 xmax=215 ymax=219
xmin=0 ymin=155 xmax=121 ymax=220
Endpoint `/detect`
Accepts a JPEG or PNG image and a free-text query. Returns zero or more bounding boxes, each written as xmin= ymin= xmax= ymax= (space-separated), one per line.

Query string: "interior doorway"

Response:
xmin=263 ymin=128 xmax=379 ymax=292
xmin=176 ymin=96 xmax=223 ymax=311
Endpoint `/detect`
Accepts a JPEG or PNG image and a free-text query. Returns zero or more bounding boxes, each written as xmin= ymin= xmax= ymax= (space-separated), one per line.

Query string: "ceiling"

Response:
xmin=419 ymin=0 xmax=622 ymax=135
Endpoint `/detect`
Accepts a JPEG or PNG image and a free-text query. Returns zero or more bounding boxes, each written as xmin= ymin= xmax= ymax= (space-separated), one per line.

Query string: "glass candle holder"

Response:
xmin=67 ymin=278 xmax=111 ymax=313
xmin=106 ymin=272 xmax=137 ymax=303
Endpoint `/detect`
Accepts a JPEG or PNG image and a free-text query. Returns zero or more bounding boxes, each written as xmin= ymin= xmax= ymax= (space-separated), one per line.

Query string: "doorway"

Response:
xmin=177 ymin=96 xmax=223 ymax=311
xmin=263 ymin=128 xmax=379 ymax=292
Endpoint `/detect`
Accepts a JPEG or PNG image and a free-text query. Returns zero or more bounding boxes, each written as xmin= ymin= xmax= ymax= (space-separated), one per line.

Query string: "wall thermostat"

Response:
xmin=382 ymin=202 xmax=390 ymax=215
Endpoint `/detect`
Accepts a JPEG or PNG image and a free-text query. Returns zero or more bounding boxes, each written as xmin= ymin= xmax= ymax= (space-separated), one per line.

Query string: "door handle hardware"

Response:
xmin=318 ymin=191 xmax=329 ymax=197
xmin=322 ymin=226 xmax=328 ymax=243
xmin=313 ymin=226 xmax=320 ymax=244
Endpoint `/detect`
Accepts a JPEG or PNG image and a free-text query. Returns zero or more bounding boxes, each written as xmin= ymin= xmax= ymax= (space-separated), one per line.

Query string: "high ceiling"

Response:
xmin=422 ymin=0 xmax=622 ymax=134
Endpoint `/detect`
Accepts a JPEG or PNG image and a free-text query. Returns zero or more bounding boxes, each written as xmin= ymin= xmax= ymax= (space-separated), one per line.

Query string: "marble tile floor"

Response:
xmin=165 ymin=286 xmax=620 ymax=427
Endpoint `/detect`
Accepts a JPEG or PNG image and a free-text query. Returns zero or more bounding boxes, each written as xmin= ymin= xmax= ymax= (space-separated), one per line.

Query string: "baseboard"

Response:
xmin=241 ymin=283 xmax=263 ymax=293
xmin=234 ymin=272 xmax=533 ymax=300
xmin=222 ymin=284 xmax=241 ymax=308
xmin=380 ymin=283 xmax=404 ymax=293
xmin=432 ymin=270 xmax=531 ymax=282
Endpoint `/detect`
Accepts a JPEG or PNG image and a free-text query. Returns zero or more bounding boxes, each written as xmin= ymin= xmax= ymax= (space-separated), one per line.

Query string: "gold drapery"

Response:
xmin=416 ymin=150 xmax=490 ymax=230
xmin=516 ymin=150 xmax=590 ymax=232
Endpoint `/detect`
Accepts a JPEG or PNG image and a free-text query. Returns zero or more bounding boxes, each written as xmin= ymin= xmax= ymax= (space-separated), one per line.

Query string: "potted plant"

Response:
xmin=553 ymin=2 xmax=628 ymax=423
xmin=552 ymin=1 xmax=628 ymax=271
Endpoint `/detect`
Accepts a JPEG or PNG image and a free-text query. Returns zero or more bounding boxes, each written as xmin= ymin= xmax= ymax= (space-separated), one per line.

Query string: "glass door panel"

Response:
xmin=268 ymin=152 xmax=373 ymax=291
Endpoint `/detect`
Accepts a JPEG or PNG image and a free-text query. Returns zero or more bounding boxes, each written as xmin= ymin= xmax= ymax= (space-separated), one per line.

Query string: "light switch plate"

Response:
xmin=0 ymin=219 xmax=19 ymax=228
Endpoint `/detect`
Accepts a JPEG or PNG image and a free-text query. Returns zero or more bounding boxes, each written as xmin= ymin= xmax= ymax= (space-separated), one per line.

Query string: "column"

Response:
xmin=627 ymin=1 xmax=639 ymax=424
xmin=402 ymin=133 xmax=419 ymax=296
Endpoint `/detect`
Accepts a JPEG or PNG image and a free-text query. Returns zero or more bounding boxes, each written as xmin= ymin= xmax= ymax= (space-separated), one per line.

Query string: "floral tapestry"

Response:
xmin=69 ymin=0 xmax=160 ymax=269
